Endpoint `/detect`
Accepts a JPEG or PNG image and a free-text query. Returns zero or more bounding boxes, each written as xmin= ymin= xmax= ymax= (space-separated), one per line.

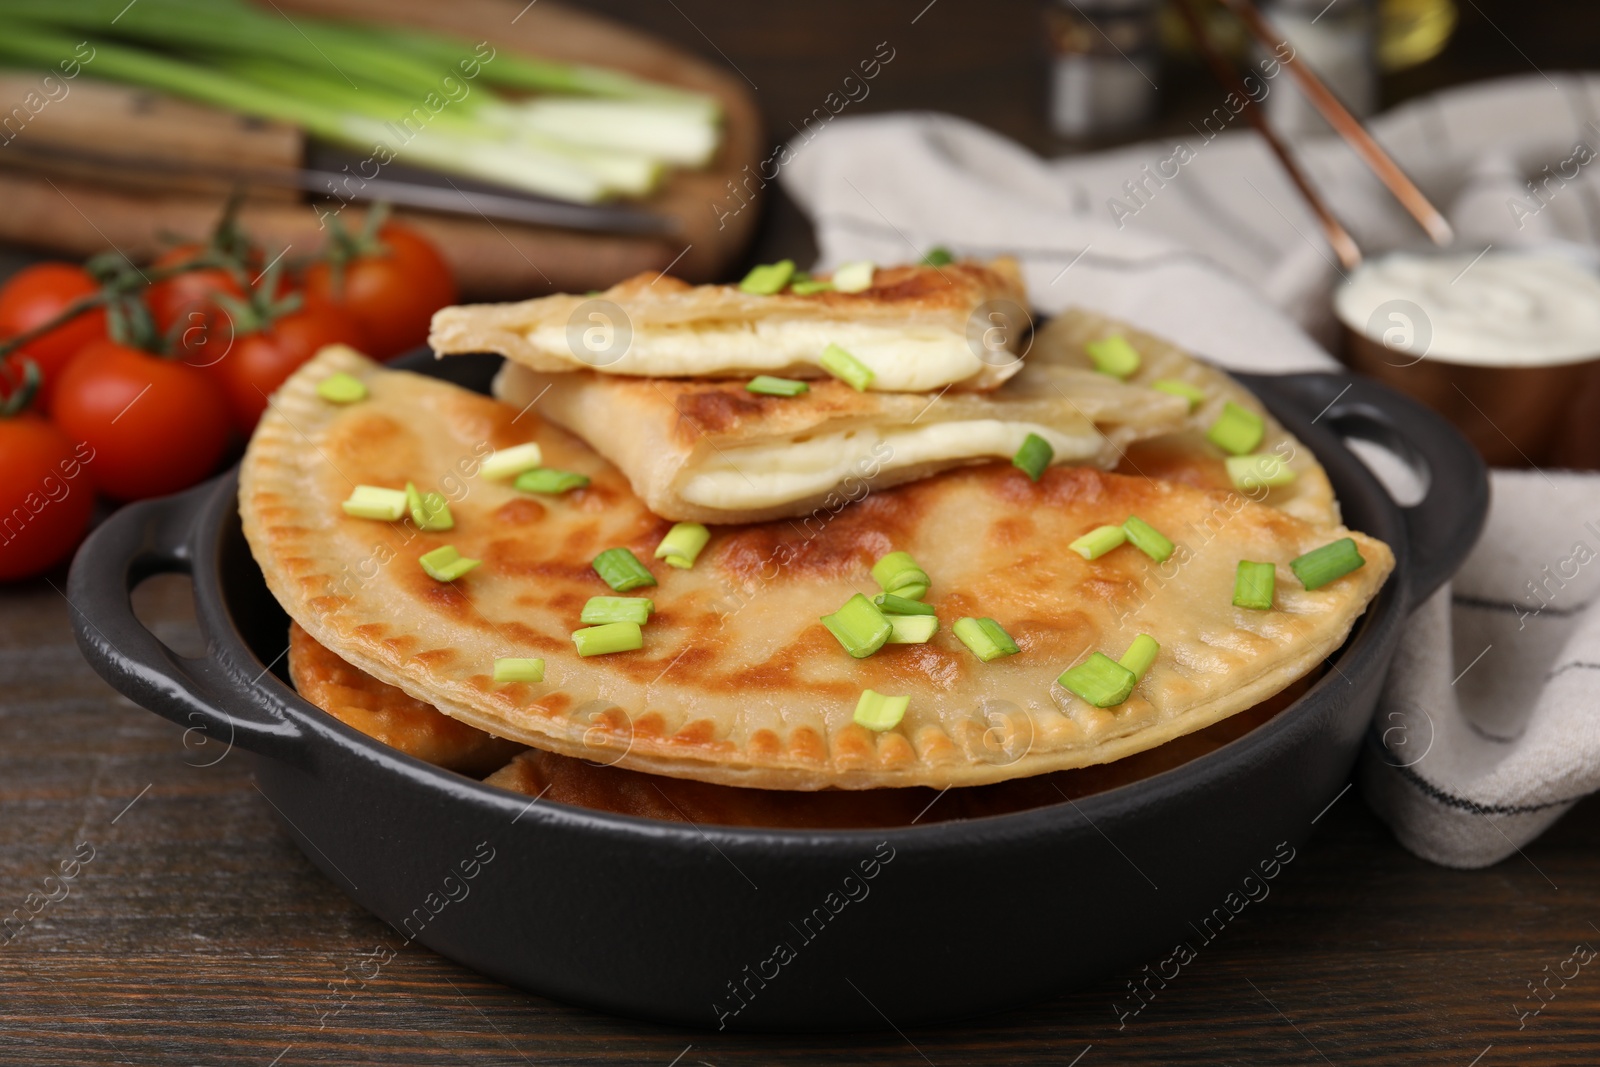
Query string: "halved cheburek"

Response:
xmin=1036 ymin=309 xmax=1341 ymax=528
xmin=491 ymin=359 xmax=1189 ymax=524
xmin=428 ymin=259 xmax=1029 ymax=393
xmin=242 ymin=347 xmax=1393 ymax=791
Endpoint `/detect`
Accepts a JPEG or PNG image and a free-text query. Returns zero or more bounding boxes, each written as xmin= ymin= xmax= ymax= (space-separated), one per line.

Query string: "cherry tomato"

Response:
xmin=145 ymin=244 xmax=247 ymax=337
xmin=51 ymin=340 xmax=231 ymax=501
xmin=304 ymin=224 xmax=456 ymax=359
xmin=0 ymin=263 xmax=107 ymax=408
xmin=0 ymin=412 xmax=96 ymax=581
xmin=209 ymin=302 xmax=367 ymax=431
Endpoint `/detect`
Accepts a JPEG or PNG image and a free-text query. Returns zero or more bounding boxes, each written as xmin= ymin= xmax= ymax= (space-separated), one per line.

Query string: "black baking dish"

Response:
xmin=68 ymin=352 xmax=1487 ymax=1031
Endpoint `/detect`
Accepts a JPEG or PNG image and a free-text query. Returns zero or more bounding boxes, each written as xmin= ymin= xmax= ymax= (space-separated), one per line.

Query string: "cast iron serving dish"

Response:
xmin=68 ymin=352 xmax=1487 ymax=1031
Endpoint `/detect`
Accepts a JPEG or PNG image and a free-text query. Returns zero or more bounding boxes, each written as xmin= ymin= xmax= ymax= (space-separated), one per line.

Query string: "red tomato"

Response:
xmin=0 ymin=263 xmax=107 ymax=407
xmin=51 ymin=340 xmax=231 ymax=501
xmin=0 ymin=412 xmax=96 ymax=580
xmin=304 ymin=224 xmax=456 ymax=359
xmin=209 ymin=302 xmax=367 ymax=430
xmin=145 ymin=244 xmax=247 ymax=336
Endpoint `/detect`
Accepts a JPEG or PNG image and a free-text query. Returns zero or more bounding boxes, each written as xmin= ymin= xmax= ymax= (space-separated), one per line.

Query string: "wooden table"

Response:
xmin=6 ymin=2 xmax=1600 ymax=1064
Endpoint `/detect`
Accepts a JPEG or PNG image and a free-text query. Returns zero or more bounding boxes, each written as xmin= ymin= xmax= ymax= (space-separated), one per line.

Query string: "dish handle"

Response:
xmin=1244 ymin=371 xmax=1490 ymax=609
xmin=67 ymin=478 xmax=307 ymax=765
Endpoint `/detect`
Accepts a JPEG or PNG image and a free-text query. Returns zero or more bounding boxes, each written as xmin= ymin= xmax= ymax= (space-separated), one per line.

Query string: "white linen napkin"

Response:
xmin=780 ymin=73 xmax=1600 ymax=867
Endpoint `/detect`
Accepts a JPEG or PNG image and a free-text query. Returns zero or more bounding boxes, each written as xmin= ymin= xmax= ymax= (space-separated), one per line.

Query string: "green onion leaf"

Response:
xmin=820 ymin=593 xmax=891 ymax=659
xmin=654 ymin=522 xmax=710 ymax=569
xmin=1234 ymin=560 xmax=1276 ymax=610
xmin=592 ymin=547 xmax=657 ymax=591
xmin=819 ymin=342 xmax=875 ymax=391
xmin=1151 ymin=378 xmax=1205 ymax=411
xmin=874 ymin=593 xmax=937 ymax=616
xmin=571 ymin=621 xmax=643 ymax=656
xmin=1085 ymin=334 xmax=1141 ymax=378
xmin=481 ymin=443 xmax=545 ymax=481
xmin=1290 ymin=538 xmax=1365 ymax=591
xmin=832 ymin=260 xmax=875 ymax=293
xmin=581 ymin=596 xmax=655 ymax=625
xmin=418 ymin=545 xmax=481 ymax=582
xmin=1207 ymin=402 xmax=1266 ymax=456
xmin=1058 ymin=652 xmax=1137 ymax=707
xmin=514 ymin=468 xmax=591 ymax=495
xmin=1225 ymin=453 xmax=1297 ymax=492
xmin=746 ymin=375 xmax=810 ymax=397
xmin=1012 ymin=432 xmax=1054 ymax=482
xmin=1122 ymin=516 xmax=1175 ymax=563
xmin=853 ymin=688 xmax=909 ymax=731
xmin=919 ymin=247 xmax=955 ymax=267
xmin=789 ymin=278 xmax=834 ymax=295
xmin=738 ymin=259 xmax=795 ymax=295
xmin=871 ymin=551 xmax=930 ymax=601
xmin=1119 ymin=634 xmax=1159 ymax=679
xmin=953 ymin=617 xmax=1020 ymax=662
xmin=341 ymin=485 xmax=407 ymax=521
xmin=886 ymin=614 xmax=939 ymax=644
xmin=405 ymin=482 xmax=454 ymax=532
xmin=493 ymin=658 xmax=545 ymax=684
xmin=1070 ymin=524 xmax=1127 ymax=560
xmin=316 ymin=372 xmax=367 ymax=404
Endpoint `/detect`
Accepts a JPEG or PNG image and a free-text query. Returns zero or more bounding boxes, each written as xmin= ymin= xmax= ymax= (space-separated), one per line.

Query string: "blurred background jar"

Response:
xmin=1046 ymin=0 xmax=1165 ymax=140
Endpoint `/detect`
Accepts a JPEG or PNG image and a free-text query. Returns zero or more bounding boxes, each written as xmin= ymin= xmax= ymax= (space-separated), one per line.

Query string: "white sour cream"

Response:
xmin=1335 ymin=251 xmax=1600 ymax=367
xmin=678 ymin=420 xmax=1102 ymax=509
xmin=527 ymin=319 xmax=1005 ymax=392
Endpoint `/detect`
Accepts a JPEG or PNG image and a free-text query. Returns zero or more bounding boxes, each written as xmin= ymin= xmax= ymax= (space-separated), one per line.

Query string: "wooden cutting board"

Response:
xmin=0 ymin=0 xmax=764 ymax=299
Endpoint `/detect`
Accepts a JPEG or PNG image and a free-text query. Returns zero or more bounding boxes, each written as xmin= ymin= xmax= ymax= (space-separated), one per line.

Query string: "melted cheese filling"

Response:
xmin=529 ymin=319 xmax=1007 ymax=391
xmin=679 ymin=420 xmax=1101 ymax=509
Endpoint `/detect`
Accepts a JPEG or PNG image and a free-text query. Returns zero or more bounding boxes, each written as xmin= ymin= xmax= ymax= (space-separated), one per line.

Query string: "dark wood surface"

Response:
xmin=6 ymin=1 xmax=1600 ymax=1064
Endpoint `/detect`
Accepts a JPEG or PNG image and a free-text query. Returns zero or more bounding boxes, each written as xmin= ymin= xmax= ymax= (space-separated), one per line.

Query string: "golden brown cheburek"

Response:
xmin=1035 ymin=308 xmax=1340 ymax=526
xmin=428 ymin=259 xmax=1029 ymax=393
xmin=490 ymin=358 xmax=1188 ymax=525
xmin=241 ymin=346 xmax=1392 ymax=791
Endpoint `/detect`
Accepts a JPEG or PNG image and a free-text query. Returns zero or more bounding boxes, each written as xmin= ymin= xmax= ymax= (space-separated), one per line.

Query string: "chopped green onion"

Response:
xmin=1207 ymin=402 xmax=1266 ymax=456
xmin=920 ymin=246 xmax=954 ymax=267
xmin=341 ymin=485 xmax=406 ymax=521
xmin=1058 ymin=652 xmax=1137 ymax=708
xmin=746 ymin=375 xmax=810 ymax=397
xmin=515 ymin=468 xmax=590 ymax=494
xmin=1085 ymin=334 xmax=1141 ymax=379
xmin=571 ymin=621 xmax=643 ymax=656
xmin=1070 ymin=524 xmax=1127 ymax=560
xmin=820 ymin=593 xmax=891 ymax=659
xmin=316 ymin=372 xmax=367 ymax=404
xmin=481 ymin=443 xmax=545 ymax=480
xmin=886 ymin=614 xmax=939 ymax=644
xmin=419 ymin=545 xmax=481 ymax=582
xmin=1225 ymin=453 xmax=1297 ymax=492
xmin=493 ymin=658 xmax=545 ymax=684
xmin=1012 ymin=432 xmax=1054 ymax=482
xmin=405 ymin=482 xmax=454 ymax=532
xmin=1234 ymin=560 xmax=1276 ymax=610
xmin=789 ymin=278 xmax=834 ymax=295
xmin=853 ymin=688 xmax=909 ymax=732
xmin=592 ymin=547 xmax=657 ymax=591
xmin=819 ymin=342 xmax=875 ymax=391
xmin=738 ymin=259 xmax=795 ymax=295
xmin=1122 ymin=516 xmax=1175 ymax=563
xmin=874 ymin=593 xmax=937 ymax=616
xmin=654 ymin=522 xmax=710 ymax=569
xmin=1119 ymin=634 xmax=1159 ymax=679
xmin=1151 ymin=378 xmax=1205 ymax=411
xmin=871 ymin=551 xmax=930 ymax=601
xmin=832 ymin=260 xmax=875 ymax=293
xmin=1290 ymin=538 xmax=1365 ymax=591
xmin=953 ymin=617 xmax=1020 ymax=662
xmin=581 ymin=596 xmax=655 ymax=625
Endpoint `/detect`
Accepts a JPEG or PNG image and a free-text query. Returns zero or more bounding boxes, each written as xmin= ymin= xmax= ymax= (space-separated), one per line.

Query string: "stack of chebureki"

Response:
xmin=240 ymin=259 xmax=1392 ymax=827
